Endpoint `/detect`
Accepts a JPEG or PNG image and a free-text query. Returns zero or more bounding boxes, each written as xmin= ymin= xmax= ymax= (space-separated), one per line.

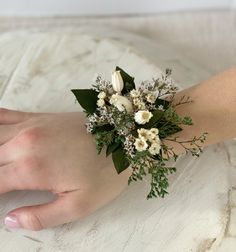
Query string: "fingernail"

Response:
xmin=4 ymin=214 xmax=21 ymax=229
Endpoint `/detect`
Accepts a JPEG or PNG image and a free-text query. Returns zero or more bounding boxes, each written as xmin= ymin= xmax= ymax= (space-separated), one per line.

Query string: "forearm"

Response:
xmin=162 ymin=67 xmax=236 ymax=155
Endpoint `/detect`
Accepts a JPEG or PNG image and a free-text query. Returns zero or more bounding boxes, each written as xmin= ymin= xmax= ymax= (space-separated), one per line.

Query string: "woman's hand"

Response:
xmin=1 ymin=109 xmax=132 ymax=231
xmin=2 ymin=67 xmax=236 ymax=231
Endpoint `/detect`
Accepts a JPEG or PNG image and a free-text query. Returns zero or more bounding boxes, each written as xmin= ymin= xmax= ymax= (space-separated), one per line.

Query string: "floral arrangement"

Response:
xmin=71 ymin=67 xmax=208 ymax=199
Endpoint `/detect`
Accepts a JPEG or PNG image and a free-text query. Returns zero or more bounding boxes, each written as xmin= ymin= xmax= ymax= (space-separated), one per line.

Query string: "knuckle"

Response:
xmin=18 ymin=127 xmax=42 ymax=146
xmin=19 ymin=156 xmax=42 ymax=173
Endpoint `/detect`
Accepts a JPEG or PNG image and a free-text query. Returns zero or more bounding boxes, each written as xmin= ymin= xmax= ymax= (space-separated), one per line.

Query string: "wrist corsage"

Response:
xmin=71 ymin=67 xmax=208 ymax=199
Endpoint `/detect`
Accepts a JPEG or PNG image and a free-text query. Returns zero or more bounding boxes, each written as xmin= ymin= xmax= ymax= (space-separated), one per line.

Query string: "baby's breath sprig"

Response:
xmin=71 ymin=66 xmax=208 ymax=199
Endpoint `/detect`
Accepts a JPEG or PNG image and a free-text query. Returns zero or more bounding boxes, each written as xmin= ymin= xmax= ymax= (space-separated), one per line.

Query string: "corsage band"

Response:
xmin=71 ymin=67 xmax=208 ymax=199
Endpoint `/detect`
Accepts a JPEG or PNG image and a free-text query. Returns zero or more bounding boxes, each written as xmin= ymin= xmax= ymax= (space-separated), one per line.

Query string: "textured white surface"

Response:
xmin=0 ymin=27 xmax=235 ymax=251
xmin=0 ymin=0 xmax=234 ymax=16
xmin=228 ymin=209 xmax=236 ymax=236
xmin=1 ymin=10 xmax=235 ymax=77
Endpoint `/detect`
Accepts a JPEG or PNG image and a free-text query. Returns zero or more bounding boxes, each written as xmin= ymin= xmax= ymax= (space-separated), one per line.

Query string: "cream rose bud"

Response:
xmin=134 ymin=137 xmax=148 ymax=152
xmin=112 ymin=70 xmax=124 ymax=93
xmin=134 ymin=110 xmax=153 ymax=124
xmin=148 ymin=142 xmax=161 ymax=155
xmin=110 ymin=94 xmax=133 ymax=113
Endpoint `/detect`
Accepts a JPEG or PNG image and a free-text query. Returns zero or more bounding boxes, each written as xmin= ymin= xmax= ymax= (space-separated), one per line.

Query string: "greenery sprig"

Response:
xmin=71 ymin=67 xmax=208 ymax=199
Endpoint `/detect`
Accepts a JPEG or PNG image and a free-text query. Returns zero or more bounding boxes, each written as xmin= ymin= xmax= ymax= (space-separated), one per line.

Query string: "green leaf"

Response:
xmin=182 ymin=116 xmax=193 ymax=125
xmin=152 ymin=154 xmax=162 ymax=161
xmin=159 ymin=122 xmax=182 ymax=138
xmin=142 ymin=110 xmax=164 ymax=129
xmin=93 ymin=124 xmax=114 ymax=133
xmin=155 ymin=98 xmax=170 ymax=109
xmin=71 ymin=89 xmax=98 ymax=114
xmin=116 ymin=66 xmax=136 ymax=95
xmin=106 ymin=141 xmax=121 ymax=157
xmin=112 ymin=147 xmax=130 ymax=174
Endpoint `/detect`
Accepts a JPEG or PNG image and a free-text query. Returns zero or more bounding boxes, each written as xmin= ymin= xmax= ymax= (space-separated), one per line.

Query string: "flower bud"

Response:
xmin=110 ymin=94 xmax=133 ymax=113
xmin=112 ymin=70 xmax=124 ymax=93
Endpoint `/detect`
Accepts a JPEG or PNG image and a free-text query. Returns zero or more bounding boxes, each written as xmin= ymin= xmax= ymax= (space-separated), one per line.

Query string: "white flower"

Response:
xmin=132 ymin=98 xmax=146 ymax=110
xmin=150 ymin=128 xmax=159 ymax=135
xmin=112 ymin=70 xmax=124 ymax=93
xmin=150 ymin=135 xmax=161 ymax=144
xmin=147 ymin=128 xmax=160 ymax=142
xmin=132 ymin=98 xmax=140 ymax=106
xmin=133 ymin=97 xmax=146 ymax=110
xmin=97 ymin=98 xmax=105 ymax=107
xmin=146 ymin=93 xmax=157 ymax=104
xmin=134 ymin=110 xmax=153 ymax=124
xmin=148 ymin=142 xmax=161 ymax=155
xmin=137 ymin=102 xmax=146 ymax=110
xmin=130 ymin=89 xmax=140 ymax=98
xmin=137 ymin=128 xmax=149 ymax=140
xmin=110 ymin=93 xmax=133 ymax=113
xmin=134 ymin=137 xmax=148 ymax=152
xmin=158 ymin=105 xmax=164 ymax=111
xmin=98 ymin=91 xmax=106 ymax=99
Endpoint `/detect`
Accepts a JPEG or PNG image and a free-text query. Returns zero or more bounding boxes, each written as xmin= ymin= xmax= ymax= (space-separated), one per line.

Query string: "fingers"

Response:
xmin=0 ymin=107 xmax=35 ymax=124
xmin=0 ymin=141 xmax=14 ymax=166
xmin=0 ymin=126 xmax=44 ymax=166
xmin=0 ymin=124 xmax=19 ymax=146
xmin=0 ymin=159 xmax=41 ymax=194
xmin=0 ymin=136 xmax=19 ymax=165
xmin=4 ymin=190 xmax=90 ymax=231
xmin=0 ymin=127 xmax=52 ymax=190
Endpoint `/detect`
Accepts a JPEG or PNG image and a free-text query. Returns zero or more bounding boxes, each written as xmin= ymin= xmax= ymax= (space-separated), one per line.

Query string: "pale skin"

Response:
xmin=1 ymin=67 xmax=236 ymax=231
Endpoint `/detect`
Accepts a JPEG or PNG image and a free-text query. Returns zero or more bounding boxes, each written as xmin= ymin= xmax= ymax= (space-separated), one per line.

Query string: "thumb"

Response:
xmin=4 ymin=191 xmax=88 ymax=231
